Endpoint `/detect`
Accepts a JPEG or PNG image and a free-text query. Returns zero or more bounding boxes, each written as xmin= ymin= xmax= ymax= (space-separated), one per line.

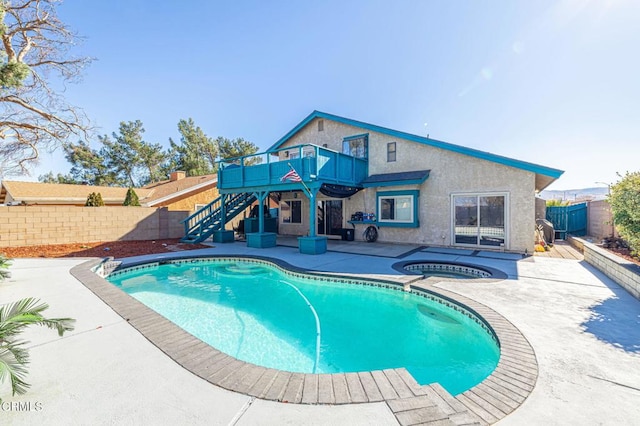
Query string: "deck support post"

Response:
xmin=213 ymin=193 xmax=234 ymax=243
xmin=298 ymin=185 xmax=327 ymax=254
xmin=246 ymin=191 xmax=276 ymax=248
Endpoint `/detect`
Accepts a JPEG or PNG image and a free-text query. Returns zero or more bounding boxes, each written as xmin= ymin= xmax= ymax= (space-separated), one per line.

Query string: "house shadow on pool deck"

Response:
xmin=580 ymin=288 xmax=640 ymax=354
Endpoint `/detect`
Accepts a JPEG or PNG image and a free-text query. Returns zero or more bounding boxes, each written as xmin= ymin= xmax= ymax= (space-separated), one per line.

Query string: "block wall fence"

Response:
xmin=569 ymin=236 xmax=640 ymax=301
xmin=0 ymin=206 xmax=188 ymax=248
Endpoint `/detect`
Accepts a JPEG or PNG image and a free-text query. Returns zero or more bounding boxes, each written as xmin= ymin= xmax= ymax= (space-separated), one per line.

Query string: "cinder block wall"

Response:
xmin=569 ymin=236 xmax=640 ymax=301
xmin=0 ymin=206 xmax=188 ymax=247
xmin=587 ymin=200 xmax=617 ymax=239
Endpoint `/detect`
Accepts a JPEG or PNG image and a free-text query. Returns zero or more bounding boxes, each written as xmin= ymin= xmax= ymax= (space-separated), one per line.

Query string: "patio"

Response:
xmin=2 ymin=242 xmax=639 ymax=425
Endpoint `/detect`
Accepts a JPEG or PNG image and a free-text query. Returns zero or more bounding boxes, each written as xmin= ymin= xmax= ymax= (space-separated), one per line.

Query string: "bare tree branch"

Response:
xmin=0 ymin=0 xmax=93 ymax=177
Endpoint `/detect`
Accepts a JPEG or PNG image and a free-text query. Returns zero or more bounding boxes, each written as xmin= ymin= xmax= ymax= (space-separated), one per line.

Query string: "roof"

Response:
xmin=0 ymin=181 xmax=155 ymax=205
xmin=361 ymin=170 xmax=430 ymax=188
xmin=0 ymin=174 xmax=218 ymax=206
xmin=142 ymin=174 xmax=217 ymax=206
xmin=268 ymin=111 xmax=564 ymax=190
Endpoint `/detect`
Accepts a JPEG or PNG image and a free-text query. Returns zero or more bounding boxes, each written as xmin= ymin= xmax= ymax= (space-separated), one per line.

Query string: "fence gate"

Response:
xmin=546 ymin=202 xmax=588 ymax=239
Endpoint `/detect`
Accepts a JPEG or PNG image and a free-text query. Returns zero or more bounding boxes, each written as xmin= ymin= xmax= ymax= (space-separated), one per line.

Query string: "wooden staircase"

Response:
xmin=180 ymin=192 xmax=257 ymax=243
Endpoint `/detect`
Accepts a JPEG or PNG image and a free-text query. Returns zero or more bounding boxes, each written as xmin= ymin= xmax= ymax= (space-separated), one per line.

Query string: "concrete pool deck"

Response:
xmin=2 ymin=242 xmax=639 ymax=425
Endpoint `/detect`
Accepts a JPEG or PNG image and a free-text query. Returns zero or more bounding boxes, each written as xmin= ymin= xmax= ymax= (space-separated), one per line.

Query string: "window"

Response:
xmin=387 ymin=142 xmax=396 ymax=162
xmin=280 ymin=200 xmax=302 ymax=224
xmin=318 ymin=119 xmax=324 ymax=132
xmin=453 ymin=194 xmax=506 ymax=247
xmin=342 ymin=134 xmax=368 ymax=159
xmin=376 ymin=190 xmax=419 ymax=227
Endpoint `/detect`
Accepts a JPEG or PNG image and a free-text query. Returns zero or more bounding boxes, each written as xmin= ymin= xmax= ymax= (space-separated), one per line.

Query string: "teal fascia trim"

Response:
xmin=342 ymin=133 xmax=369 ymax=142
xmin=362 ymin=174 xmax=429 ymax=188
xmin=268 ymin=111 xmax=564 ymax=179
xmin=362 ymin=178 xmax=425 ymax=188
xmin=376 ymin=189 xmax=420 ymax=228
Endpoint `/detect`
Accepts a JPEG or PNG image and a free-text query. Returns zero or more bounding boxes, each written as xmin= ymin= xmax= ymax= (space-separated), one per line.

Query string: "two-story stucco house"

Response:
xmin=182 ymin=111 xmax=563 ymax=255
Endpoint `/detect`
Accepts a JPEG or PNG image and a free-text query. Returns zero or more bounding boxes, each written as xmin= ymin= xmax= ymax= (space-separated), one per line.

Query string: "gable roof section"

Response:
xmin=142 ymin=174 xmax=217 ymax=206
xmin=0 ymin=181 xmax=155 ymax=205
xmin=269 ymin=111 xmax=564 ymax=180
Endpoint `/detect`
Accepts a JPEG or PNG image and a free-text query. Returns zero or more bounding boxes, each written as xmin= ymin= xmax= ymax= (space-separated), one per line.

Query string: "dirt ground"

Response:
xmin=0 ymin=239 xmax=210 ymax=259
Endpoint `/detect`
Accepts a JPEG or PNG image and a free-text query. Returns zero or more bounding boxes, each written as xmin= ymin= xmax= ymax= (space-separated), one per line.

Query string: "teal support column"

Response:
xmin=220 ymin=193 xmax=228 ymax=229
xmin=298 ymin=185 xmax=326 ymax=254
xmin=258 ymin=192 xmax=266 ymax=233
xmin=308 ymin=188 xmax=317 ymax=237
xmin=213 ymin=193 xmax=234 ymax=243
xmin=246 ymin=191 xmax=276 ymax=248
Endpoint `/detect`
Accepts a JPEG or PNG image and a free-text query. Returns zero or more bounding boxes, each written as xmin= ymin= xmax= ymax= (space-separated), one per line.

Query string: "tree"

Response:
xmin=99 ymin=120 xmax=166 ymax=186
xmin=165 ymin=118 xmax=218 ymax=177
xmin=123 ymin=188 xmax=140 ymax=206
xmin=85 ymin=192 xmax=104 ymax=206
xmin=63 ymin=140 xmax=115 ymax=186
xmin=38 ymin=171 xmax=77 ymax=184
xmin=217 ymin=137 xmax=259 ymax=160
xmin=0 ymin=0 xmax=92 ymax=177
xmin=609 ymin=171 xmax=640 ymax=256
xmin=0 ymin=297 xmax=75 ymax=401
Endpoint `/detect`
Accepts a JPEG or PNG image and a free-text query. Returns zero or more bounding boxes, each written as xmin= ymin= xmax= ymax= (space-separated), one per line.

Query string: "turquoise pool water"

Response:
xmin=107 ymin=258 xmax=500 ymax=395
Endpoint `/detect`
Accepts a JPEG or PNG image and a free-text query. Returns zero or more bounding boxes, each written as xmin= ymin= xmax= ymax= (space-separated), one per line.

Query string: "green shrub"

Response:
xmin=0 ymin=254 xmax=11 ymax=281
xmin=0 ymin=298 xmax=75 ymax=401
xmin=609 ymin=171 xmax=640 ymax=256
xmin=85 ymin=192 xmax=104 ymax=206
xmin=546 ymin=199 xmax=569 ymax=207
xmin=123 ymin=188 xmax=140 ymax=206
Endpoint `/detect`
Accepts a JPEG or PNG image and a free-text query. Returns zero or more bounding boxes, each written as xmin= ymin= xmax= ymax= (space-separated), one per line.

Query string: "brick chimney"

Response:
xmin=170 ymin=171 xmax=186 ymax=181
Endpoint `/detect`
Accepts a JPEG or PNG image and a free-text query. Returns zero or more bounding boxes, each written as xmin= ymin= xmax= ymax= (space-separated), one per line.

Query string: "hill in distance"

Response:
xmin=540 ymin=187 xmax=608 ymax=201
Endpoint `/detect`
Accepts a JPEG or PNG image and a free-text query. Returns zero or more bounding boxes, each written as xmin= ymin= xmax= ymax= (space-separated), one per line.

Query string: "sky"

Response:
xmin=14 ymin=0 xmax=640 ymax=191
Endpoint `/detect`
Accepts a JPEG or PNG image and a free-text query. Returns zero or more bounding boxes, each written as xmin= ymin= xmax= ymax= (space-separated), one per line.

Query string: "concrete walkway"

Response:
xmin=1 ymin=243 xmax=639 ymax=425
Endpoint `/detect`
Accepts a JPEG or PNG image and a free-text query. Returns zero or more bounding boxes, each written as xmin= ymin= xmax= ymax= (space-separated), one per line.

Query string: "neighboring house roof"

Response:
xmin=361 ymin=170 xmax=431 ymax=188
xmin=142 ymin=174 xmax=217 ymax=207
xmin=0 ymin=181 xmax=155 ymax=205
xmin=268 ymin=111 xmax=564 ymax=190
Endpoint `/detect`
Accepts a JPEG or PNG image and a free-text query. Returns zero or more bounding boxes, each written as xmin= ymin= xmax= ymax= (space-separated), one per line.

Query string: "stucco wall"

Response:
xmin=0 ymin=206 xmax=187 ymax=247
xmin=279 ymin=117 xmax=537 ymax=252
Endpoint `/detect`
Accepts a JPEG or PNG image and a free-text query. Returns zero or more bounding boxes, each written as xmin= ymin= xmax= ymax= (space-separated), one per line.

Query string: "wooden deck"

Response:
xmin=534 ymin=240 xmax=583 ymax=260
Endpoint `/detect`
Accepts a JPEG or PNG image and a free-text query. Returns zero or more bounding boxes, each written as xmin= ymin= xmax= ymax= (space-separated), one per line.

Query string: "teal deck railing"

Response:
xmin=181 ymin=192 xmax=257 ymax=243
xmin=218 ymin=144 xmax=368 ymax=190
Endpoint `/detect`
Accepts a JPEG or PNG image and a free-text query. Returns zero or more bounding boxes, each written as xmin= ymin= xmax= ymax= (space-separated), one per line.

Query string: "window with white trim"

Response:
xmin=453 ymin=194 xmax=507 ymax=247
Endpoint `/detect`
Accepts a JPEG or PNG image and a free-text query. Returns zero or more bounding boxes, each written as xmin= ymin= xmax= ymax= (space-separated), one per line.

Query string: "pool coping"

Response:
xmin=70 ymin=256 xmax=538 ymax=426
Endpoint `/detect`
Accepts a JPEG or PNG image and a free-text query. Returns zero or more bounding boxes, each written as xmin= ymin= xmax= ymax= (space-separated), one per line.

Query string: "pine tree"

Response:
xmin=123 ymin=188 xmax=141 ymax=206
xmin=85 ymin=192 xmax=105 ymax=207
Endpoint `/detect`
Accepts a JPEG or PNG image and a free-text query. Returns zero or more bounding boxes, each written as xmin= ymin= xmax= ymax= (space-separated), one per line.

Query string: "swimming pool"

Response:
xmin=107 ymin=257 xmax=500 ymax=395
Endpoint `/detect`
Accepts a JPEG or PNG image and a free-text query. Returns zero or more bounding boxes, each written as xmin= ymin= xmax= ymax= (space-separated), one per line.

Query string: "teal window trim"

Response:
xmin=387 ymin=142 xmax=396 ymax=162
xmin=342 ymin=133 xmax=369 ymax=159
xmin=376 ymin=189 xmax=419 ymax=228
xmin=342 ymin=133 xmax=369 ymax=142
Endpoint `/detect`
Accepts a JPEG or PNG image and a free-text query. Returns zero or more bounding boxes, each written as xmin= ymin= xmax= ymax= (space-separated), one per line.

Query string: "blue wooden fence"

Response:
xmin=546 ymin=203 xmax=588 ymax=239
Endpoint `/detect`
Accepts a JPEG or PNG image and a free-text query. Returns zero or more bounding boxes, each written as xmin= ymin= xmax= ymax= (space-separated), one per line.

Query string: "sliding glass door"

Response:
xmin=317 ymin=200 xmax=343 ymax=237
xmin=453 ymin=194 xmax=506 ymax=247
